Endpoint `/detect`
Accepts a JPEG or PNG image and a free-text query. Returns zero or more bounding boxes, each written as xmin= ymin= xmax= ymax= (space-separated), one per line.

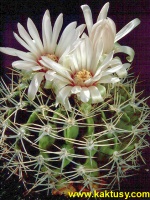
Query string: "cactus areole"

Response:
xmin=0 ymin=2 xmax=149 ymax=197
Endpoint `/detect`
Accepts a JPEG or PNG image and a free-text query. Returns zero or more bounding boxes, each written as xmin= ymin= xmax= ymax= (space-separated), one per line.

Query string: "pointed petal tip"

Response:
xmin=105 ymin=2 xmax=110 ymax=7
xmin=27 ymin=18 xmax=32 ymax=23
xmin=17 ymin=22 xmax=21 ymax=26
xmin=13 ymin=31 xmax=17 ymax=36
xmin=81 ymin=4 xmax=89 ymax=10
xmin=17 ymin=22 xmax=23 ymax=30
xmin=102 ymin=2 xmax=110 ymax=10
xmin=59 ymin=13 xmax=63 ymax=18
xmin=45 ymin=9 xmax=49 ymax=13
xmin=135 ymin=18 xmax=141 ymax=25
xmin=0 ymin=47 xmax=4 ymax=51
xmin=43 ymin=9 xmax=50 ymax=18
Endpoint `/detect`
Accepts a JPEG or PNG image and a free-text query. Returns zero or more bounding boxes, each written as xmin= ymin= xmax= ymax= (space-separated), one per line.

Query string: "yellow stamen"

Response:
xmin=45 ymin=54 xmax=59 ymax=62
xmin=74 ymin=69 xmax=92 ymax=85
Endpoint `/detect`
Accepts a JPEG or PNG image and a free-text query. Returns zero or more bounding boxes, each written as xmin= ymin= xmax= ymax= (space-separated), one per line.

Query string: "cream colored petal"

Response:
xmin=45 ymin=70 xmax=56 ymax=81
xmin=89 ymin=86 xmax=103 ymax=103
xmin=31 ymin=66 xmax=43 ymax=71
xmin=76 ymin=24 xmax=86 ymax=37
xmin=84 ymin=74 xmax=102 ymax=86
xmin=97 ymin=84 xmax=106 ymax=98
xmin=114 ymin=44 xmax=135 ymax=62
xmin=99 ymin=75 xmax=120 ymax=83
xmin=51 ymin=73 xmax=70 ymax=84
xmin=42 ymin=11 xmax=52 ymax=52
xmin=115 ymin=63 xmax=130 ymax=78
xmin=13 ymin=32 xmax=35 ymax=55
xmin=97 ymin=2 xmax=109 ymax=21
xmin=115 ymin=18 xmax=140 ymax=42
xmin=109 ymin=57 xmax=122 ymax=65
xmin=15 ymin=51 xmax=36 ymax=62
xmin=91 ymin=20 xmax=103 ymax=39
xmin=56 ymin=22 xmax=77 ymax=52
xmin=53 ymin=79 xmax=68 ymax=94
xmin=107 ymin=18 xmax=116 ymax=37
xmin=81 ymin=5 xmax=93 ymax=35
xmin=50 ymin=13 xmax=63 ymax=53
xmin=80 ymin=87 xmax=90 ymax=102
xmin=75 ymin=45 xmax=82 ymax=71
xmin=28 ymin=72 xmax=45 ymax=100
xmin=103 ymin=65 xmax=123 ymax=75
xmin=94 ymin=51 xmax=114 ymax=77
xmin=12 ymin=60 xmax=37 ymax=70
xmin=63 ymin=98 xmax=72 ymax=110
xmin=56 ymin=26 xmax=77 ymax=57
xmin=85 ymin=36 xmax=93 ymax=71
xmin=57 ymin=86 xmax=72 ymax=104
xmin=91 ymin=38 xmax=103 ymax=73
xmin=80 ymin=39 xmax=87 ymax=69
xmin=41 ymin=56 xmax=72 ymax=80
xmin=27 ymin=18 xmax=44 ymax=53
xmin=17 ymin=23 xmax=40 ymax=57
xmin=71 ymin=86 xmax=82 ymax=94
xmin=70 ymin=55 xmax=80 ymax=73
xmin=0 ymin=47 xmax=27 ymax=57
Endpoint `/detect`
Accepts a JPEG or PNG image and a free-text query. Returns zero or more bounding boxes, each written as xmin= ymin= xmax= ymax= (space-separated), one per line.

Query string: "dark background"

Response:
xmin=0 ymin=0 xmax=150 ymax=199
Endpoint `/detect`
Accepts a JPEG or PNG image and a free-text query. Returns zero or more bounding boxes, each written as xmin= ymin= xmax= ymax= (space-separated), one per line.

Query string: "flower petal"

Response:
xmin=99 ymin=75 xmax=120 ymax=83
xmin=81 ymin=5 xmax=93 ymax=35
xmin=115 ymin=18 xmax=140 ymax=42
xmin=97 ymin=2 xmax=109 ymax=21
xmin=45 ymin=70 xmax=56 ymax=81
xmin=94 ymin=51 xmax=114 ymax=77
xmin=12 ymin=60 xmax=37 ymax=70
xmin=56 ymin=22 xmax=77 ymax=50
xmin=91 ymin=38 xmax=103 ymax=73
xmin=13 ymin=32 xmax=35 ymax=54
xmin=41 ymin=56 xmax=72 ymax=80
xmin=56 ymin=23 xmax=77 ymax=57
xmin=76 ymin=24 xmax=86 ymax=37
xmin=50 ymin=14 xmax=63 ymax=53
xmin=27 ymin=18 xmax=44 ymax=53
xmin=103 ymin=64 xmax=123 ymax=75
xmin=85 ymin=36 xmax=93 ymax=71
xmin=69 ymin=54 xmax=80 ymax=73
xmin=28 ymin=72 xmax=45 ymax=100
xmin=31 ymin=66 xmax=43 ymax=71
xmin=57 ymin=86 xmax=72 ymax=104
xmin=0 ymin=47 xmax=27 ymax=57
xmin=114 ymin=44 xmax=135 ymax=62
xmin=97 ymin=84 xmax=106 ymax=98
xmin=42 ymin=10 xmax=52 ymax=53
xmin=53 ymin=73 xmax=71 ymax=84
xmin=80 ymin=87 xmax=90 ymax=102
xmin=80 ymin=39 xmax=87 ymax=69
xmin=53 ymin=79 xmax=68 ymax=94
xmin=15 ymin=51 xmax=36 ymax=62
xmin=71 ymin=86 xmax=82 ymax=94
xmin=17 ymin=23 xmax=40 ymax=57
xmin=89 ymin=86 xmax=104 ymax=103
xmin=115 ymin=63 xmax=130 ymax=78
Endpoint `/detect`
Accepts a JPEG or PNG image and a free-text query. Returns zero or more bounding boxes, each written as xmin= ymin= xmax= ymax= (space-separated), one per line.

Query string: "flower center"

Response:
xmin=74 ymin=69 xmax=92 ymax=86
xmin=38 ymin=54 xmax=59 ymax=72
xmin=45 ymin=54 xmax=59 ymax=63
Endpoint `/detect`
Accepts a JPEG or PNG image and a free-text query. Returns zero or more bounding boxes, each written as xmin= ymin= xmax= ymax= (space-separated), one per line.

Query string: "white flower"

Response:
xmin=0 ymin=10 xmax=85 ymax=100
xmin=41 ymin=35 xmax=130 ymax=110
xmin=81 ymin=2 xmax=140 ymax=62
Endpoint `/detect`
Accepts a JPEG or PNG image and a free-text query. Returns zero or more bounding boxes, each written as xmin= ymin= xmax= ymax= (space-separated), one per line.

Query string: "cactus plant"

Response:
xmin=0 ymin=2 xmax=149 ymax=197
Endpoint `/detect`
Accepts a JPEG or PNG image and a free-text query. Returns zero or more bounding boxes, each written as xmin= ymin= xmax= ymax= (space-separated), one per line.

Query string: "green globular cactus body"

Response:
xmin=0 ymin=70 xmax=149 ymax=195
